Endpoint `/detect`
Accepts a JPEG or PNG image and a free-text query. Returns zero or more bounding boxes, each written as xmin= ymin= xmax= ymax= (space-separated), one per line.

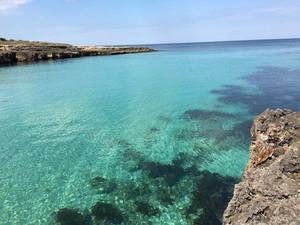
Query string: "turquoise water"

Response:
xmin=1 ymin=39 xmax=300 ymax=225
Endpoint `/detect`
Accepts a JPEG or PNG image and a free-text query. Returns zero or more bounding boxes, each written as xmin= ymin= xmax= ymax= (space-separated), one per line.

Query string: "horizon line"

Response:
xmin=130 ymin=37 xmax=300 ymax=47
xmin=2 ymin=36 xmax=300 ymax=47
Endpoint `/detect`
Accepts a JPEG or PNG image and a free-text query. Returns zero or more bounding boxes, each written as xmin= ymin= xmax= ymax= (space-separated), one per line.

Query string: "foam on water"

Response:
xmin=1 ymin=39 xmax=300 ymax=225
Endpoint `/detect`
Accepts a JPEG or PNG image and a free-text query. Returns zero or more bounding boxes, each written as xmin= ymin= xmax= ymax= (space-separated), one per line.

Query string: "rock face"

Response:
xmin=0 ymin=39 xmax=154 ymax=66
xmin=223 ymin=109 xmax=300 ymax=225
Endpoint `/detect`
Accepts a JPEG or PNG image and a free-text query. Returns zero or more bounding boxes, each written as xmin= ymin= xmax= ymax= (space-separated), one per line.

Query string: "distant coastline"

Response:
xmin=0 ymin=38 xmax=154 ymax=66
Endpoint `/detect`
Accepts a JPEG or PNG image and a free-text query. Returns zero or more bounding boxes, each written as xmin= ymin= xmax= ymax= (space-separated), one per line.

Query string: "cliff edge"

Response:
xmin=223 ymin=109 xmax=300 ymax=225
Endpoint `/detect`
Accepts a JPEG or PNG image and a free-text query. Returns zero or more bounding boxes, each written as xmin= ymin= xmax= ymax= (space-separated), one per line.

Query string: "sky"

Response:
xmin=0 ymin=0 xmax=300 ymax=45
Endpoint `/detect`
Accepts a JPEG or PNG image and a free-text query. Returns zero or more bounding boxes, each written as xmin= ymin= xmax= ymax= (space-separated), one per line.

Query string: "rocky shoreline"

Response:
xmin=0 ymin=39 xmax=154 ymax=66
xmin=223 ymin=109 xmax=300 ymax=225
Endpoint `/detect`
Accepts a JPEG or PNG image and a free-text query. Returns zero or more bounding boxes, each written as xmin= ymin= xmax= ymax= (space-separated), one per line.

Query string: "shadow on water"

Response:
xmin=211 ymin=66 xmax=300 ymax=114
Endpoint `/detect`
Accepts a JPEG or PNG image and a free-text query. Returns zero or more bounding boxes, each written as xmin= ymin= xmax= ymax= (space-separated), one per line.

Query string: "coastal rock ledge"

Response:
xmin=223 ymin=109 xmax=300 ymax=225
xmin=0 ymin=39 xmax=154 ymax=66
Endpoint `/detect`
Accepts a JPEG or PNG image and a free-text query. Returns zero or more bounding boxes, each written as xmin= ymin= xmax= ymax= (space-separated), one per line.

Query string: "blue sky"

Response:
xmin=1 ymin=0 xmax=300 ymax=45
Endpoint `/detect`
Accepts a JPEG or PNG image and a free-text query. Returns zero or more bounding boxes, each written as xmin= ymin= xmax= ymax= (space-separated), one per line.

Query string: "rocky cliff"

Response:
xmin=223 ymin=109 xmax=300 ymax=225
xmin=0 ymin=39 xmax=154 ymax=66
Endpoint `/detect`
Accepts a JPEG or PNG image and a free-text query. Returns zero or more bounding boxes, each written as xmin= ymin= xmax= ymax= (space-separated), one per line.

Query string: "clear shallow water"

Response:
xmin=1 ymin=39 xmax=300 ymax=225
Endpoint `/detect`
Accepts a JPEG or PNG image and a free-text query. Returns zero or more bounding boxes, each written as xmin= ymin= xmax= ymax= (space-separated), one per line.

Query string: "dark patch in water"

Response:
xmin=157 ymin=115 xmax=172 ymax=123
xmin=138 ymin=161 xmax=186 ymax=186
xmin=179 ymin=108 xmax=250 ymax=150
xmin=186 ymin=171 xmax=237 ymax=225
xmin=135 ymin=201 xmax=160 ymax=216
xmin=183 ymin=109 xmax=237 ymax=121
xmin=91 ymin=202 xmax=124 ymax=224
xmin=212 ymin=66 xmax=300 ymax=114
xmin=156 ymin=186 xmax=175 ymax=205
xmin=211 ymin=120 xmax=252 ymax=146
xmin=55 ymin=153 xmax=239 ymax=225
xmin=136 ymin=152 xmax=205 ymax=187
xmin=230 ymin=120 xmax=252 ymax=141
xmin=123 ymin=180 xmax=152 ymax=199
xmin=193 ymin=208 xmax=221 ymax=225
xmin=123 ymin=149 xmax=144 ymax=162
xmin=175 ymin=129 xmax=203 ymax=140
xmin=122 ymin=177 xmax=175 ymax=206
xmin=117 ymin=139 xmax=144 ymax=161
xmin=89 ymin=176 xmax=117 ymax=193
xmin=116 ymin=139 xmax=148 ymax=172
xmin=116 ymin=139 xmax=135 ymax=151
xmin=56 ymin=208 xmax=89 ymax=225
xmin=172 ymin=152 xmax=192 ymax=167
xmin=150 ymin=127 xmax=160 ymax=133
xmin=176 ymin=109 xmax=251 ymax=152
xmin=123 ymin=183 xmax=143 ymax=199
xmin=90 ymin=176 xmax=106 ymax=188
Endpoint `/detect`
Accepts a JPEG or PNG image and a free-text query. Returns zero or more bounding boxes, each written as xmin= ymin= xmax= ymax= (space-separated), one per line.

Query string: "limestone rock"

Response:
xmin=0 ymin=51 xmax=17 ymax=64
xmin=0 ymin=39 xmax=154 ymax=66
xmin=223 ymin=109 xmax=300 ymax=225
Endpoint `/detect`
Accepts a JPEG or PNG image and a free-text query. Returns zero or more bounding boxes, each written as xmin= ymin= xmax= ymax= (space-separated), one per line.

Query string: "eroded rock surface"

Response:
xmin=0 ymin=39 xmax=154 ymax=65
xmin=223 ymin=109 xmax=300 ymax=225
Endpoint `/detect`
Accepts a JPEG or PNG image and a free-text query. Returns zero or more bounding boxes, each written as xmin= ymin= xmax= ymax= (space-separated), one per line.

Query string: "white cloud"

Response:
xmin=0 ymin=0 xmax=31 ymax=12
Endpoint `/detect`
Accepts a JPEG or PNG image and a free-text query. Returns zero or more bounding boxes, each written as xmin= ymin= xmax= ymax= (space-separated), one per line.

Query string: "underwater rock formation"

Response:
xmin=223 ymin=109 xmax=300 ymax=225
xmin=56 ymin=208 xmax=89 ymax=225
xmin=183 ymin=109 xmax=237 ymax=121
xmin=211 ymin=67 xmax=300 ymax=114
xmin=135 ymin=200 xmax=160 ymax=216
xmin=139 ymin=161 xmax=186 ymax=186
xmin=89 ymin=176 xmax=117 ymax=193
xmin=91 ymin=202 xmax=124 ymax=224
xmin=187 ymin=171 xmax=237 ymax=225
xmin=0 ymin=39 xmax=154 ymax=66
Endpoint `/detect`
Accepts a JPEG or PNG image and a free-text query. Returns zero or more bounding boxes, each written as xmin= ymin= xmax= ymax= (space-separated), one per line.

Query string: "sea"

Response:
xmin=0 ymin=38 xmax=300 ymax=225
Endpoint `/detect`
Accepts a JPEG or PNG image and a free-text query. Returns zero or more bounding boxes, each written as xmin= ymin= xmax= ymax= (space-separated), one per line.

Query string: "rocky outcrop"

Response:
xmin=0 ymin=39 xmax=154 ymax=66
xmin=0 ymin=51 xmax=16 ymax=64
xmin=223 ymin=109 xmax=300 ymax=225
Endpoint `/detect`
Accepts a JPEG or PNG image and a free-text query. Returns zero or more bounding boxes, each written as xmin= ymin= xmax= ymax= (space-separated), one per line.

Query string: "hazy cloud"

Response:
xmin=255 ymin=5 xmax=300 ymax=14
xmin=0 ymin=0 xmax=31 ymax=13
xmin=220 ymin=4 xmax=300 ymax=22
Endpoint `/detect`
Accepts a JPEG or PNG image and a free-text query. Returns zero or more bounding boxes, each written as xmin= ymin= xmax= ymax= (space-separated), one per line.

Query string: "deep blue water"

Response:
xmin=0 ymin=39 xmax=300 ymax=225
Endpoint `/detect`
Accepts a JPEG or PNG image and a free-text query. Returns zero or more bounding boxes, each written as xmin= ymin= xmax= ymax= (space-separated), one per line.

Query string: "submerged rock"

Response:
xmin=91 ymin=202 xmax=124 ymax=224
xmin=139 ymin=161 xmax=186 ymax=186
xmin=156 ymin=186 xmax=175 ymax=205
xmin=135 ymin=200 xmax=160 ymax=216
xmin=223 ymin=109 xmax=300 ymax=225
xmin=90 ymin=176 xmax=106 ymax=188
xmin=183 ymin=109 xmax=237 ymax=121
xmin=89 ymin=176 xmax=117 ymax=193
xmin=150 ymin=127 xmax=160 ymax=133
xmin=56 ymin=208 xmax=88 ymax=225
xmin=187 ymin=171 xmax=236 ymax=225
xmin=193 ymin=208 xmax=222 ymax=225
xmin=211 ymin=67 xmax=300 ymax=114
